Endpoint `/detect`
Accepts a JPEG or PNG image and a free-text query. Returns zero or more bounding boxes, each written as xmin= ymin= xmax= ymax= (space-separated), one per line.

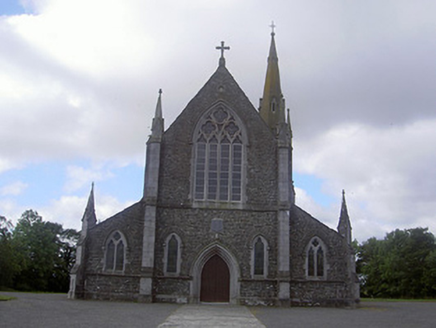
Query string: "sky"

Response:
xmin=1 ymin=0 xmax=435 ymax=243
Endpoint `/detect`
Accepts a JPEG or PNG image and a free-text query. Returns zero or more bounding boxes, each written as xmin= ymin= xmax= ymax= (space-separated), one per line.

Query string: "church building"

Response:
xmin=68 ymin=29 xmax=359 ymax=307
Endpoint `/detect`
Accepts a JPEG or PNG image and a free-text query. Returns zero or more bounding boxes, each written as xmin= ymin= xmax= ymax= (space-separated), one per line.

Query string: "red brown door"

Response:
xmin=200 ymin=255 xmax=230 ymax=302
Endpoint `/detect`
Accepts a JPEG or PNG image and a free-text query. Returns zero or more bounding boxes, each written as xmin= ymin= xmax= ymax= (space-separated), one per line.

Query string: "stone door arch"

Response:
xmin=190 ymin=244 xmax=240 ymax=304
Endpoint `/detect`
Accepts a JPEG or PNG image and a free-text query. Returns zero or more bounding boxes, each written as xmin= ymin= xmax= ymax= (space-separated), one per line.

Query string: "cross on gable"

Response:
xmin=216 ymin=41 xmax=230 ymax=67
xmin=216 ymin=41 xmax=230 ymax=59
xmin=270 ymin=21 xmax=276 ymax=35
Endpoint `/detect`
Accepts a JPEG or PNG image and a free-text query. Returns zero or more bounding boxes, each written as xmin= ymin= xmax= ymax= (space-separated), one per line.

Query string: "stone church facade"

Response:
xmin=68 ymin=31 xmax=359 ymax=307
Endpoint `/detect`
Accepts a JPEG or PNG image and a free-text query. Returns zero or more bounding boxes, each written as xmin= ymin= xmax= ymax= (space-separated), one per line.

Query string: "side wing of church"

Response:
xmin=68 ymin=31 xmax=359 ymax=307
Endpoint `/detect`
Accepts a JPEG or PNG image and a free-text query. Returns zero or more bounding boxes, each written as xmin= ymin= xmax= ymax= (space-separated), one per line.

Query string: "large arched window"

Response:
xmin=164 ymin=233 xmax=182 ymax=275
xmin=306 ymin=237 xmax=326 ymax=279
xmin=104 ymin=231 xmax=126 ymax=273
xmin=251 ymin=236 xmax=268 ymax=278
xmin=193 ymin=105 xmax=245 ymax=203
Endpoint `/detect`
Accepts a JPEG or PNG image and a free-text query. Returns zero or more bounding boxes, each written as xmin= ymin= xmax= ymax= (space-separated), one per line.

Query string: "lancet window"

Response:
xmin=307 ymin=237 xmax=326 ymax=279
xmin=164 ymin=233 xmax=182 ymax=275
xmin=252 ymin=236 xmax=268 ymax=278
xmin=104 ymin=231 xmax=126 ymax=272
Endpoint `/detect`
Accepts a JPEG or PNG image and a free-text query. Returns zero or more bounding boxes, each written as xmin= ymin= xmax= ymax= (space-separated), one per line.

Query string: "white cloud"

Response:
xmin=1 ymin=0 xmax=436 ymax=243
xmin=64 ymin=164 xmax=114 ymax=193
xmin=40 ymin=192 xmax=135 ymax=231
xmin=294 ymin=119 xmax=436 ymax=241
xmin=0 ymin=181 xmax=28 ymax=196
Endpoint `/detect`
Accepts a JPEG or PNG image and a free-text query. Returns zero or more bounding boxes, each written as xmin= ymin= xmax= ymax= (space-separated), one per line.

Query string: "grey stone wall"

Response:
xmin=158 ymin=66 xmax=278 ymax=210
xmin=154 ymin=277 xmax=190 ymax=303
xmin=154 ymin=207 xmax=278 ymax=279
xmin=290 ymin=281 xmax=353 ymax=307
xmin=239 ymin=280 xmax=278 ymax=306
xmin=290 ymin=205 xmax=351 ymax=281
xmin=81 ymin=202 xmax=145 ymax=300
xmin=85 ymin=274 xmax=141 ymax=301
xmin=289 ymin=205 xmax=358 ymax=306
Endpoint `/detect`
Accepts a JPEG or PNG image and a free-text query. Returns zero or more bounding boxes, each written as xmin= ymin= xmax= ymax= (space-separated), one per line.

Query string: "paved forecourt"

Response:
xmin=2 ymin=292 xmax=436 ymax=328
xmin=158 ymin=304 xmax=266 ymax=327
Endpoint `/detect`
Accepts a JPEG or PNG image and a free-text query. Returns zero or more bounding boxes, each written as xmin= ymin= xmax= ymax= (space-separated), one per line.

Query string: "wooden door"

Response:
xmin=200 ymin=255 xmax=230 ymax=302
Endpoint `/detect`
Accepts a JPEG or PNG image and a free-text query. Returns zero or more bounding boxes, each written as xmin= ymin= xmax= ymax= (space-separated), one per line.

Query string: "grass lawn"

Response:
xmin=362 ymin=297 xmax=436 ymax=302
xmin=0 ymin=294 xmax=16 ymax=301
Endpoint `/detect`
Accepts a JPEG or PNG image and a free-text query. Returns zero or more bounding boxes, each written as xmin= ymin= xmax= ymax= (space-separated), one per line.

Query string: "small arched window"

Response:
xmin=105 ymin=231 xmax=126 ymax=272
xmin=271 ymin=99 xmax=276 ymax=113
xmin=307 ymin=237 xmax=326 ymax=279
xmin=164 ymin=233 xmax=182 ymax=275
xmin=193 ymin=105 xmax=246 ymax=203
xmin=251 ymin=236 xmax=268 ymax=278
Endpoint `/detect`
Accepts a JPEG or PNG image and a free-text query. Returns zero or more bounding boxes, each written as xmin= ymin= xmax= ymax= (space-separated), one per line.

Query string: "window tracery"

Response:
xmin=307 ymin=237 xmax=325 ymax=279
xmin=193 ymin=105 xmax=245 ymax=202
xmin=105 ymin=231 xmax=126 ymax=273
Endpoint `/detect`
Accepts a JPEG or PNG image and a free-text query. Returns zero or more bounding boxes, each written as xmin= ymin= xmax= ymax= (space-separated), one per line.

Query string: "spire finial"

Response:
xmin=155 ymin=88 xmax=162 ymax=119
xmin=81 ymin=182 xmax=97 ymax=228
xmin=270 ymin=21 xmax=276 ymax=36
xmin=216 ymin=41 xmax=230 ymax=67
xmin=338 ymin=189 xmax=352 ymax=244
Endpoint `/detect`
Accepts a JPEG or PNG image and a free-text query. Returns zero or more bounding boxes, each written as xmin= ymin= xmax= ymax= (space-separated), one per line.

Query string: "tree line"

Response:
xmin=0 ymin=210 xmax=79 ymax=292
xmin=1 ymin=210 xmax=435 ymax=298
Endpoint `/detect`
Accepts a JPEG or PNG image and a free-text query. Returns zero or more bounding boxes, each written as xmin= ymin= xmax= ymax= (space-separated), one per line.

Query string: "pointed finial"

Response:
xmin=341 ymin=189 xmax=347 ymax=209
xmin=270 ymin=21 xmax=276 ymax=36
xmin=81 ymin=182 xmax=97 ymax=228
xmin=216 ymin=41 xmax=230 ymax=67
xmin=154 ymin=88 xmax=163 ymax=119
xmin=338 ymin=189 xmax=351 ymax=244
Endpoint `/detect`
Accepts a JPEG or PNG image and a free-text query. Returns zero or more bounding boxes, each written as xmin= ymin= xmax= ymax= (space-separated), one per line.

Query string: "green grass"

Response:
xmin=0 ymin=294 xmax=16 ymax=301
xmin=361 ymin=297 xmax=436 ymax=303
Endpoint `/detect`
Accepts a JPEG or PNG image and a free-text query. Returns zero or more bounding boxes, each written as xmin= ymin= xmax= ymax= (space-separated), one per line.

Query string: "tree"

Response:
xmin=358 ymin=227 xmax=436 ymax=298
xmin=12 ymin=210 xmax=79 ymax=292
xmin=0 ymin=216 xmax=22 ymax=288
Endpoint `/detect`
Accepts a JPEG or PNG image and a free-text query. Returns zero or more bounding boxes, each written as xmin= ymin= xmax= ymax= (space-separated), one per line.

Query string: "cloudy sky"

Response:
xmin=1 ymin=0 xmax=435 ymax=242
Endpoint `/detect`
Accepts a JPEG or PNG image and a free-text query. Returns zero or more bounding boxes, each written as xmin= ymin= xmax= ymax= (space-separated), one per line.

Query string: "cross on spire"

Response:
xmin=216 ymin=41 xmax=230 ymax=67
xmin=270 ymin=21 xmax=276 ymax=35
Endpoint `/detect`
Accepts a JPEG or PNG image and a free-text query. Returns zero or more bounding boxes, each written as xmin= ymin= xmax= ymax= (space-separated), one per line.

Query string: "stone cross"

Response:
xmin=270 ymin=21 xmax=276 ymax=35
xmin=216 ymin=41 xmax=230 ymax=58
xmin=216 ymin=41 xmax=230 ymax=66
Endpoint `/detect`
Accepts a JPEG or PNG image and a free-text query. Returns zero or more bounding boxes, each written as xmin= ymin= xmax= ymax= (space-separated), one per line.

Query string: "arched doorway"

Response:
xmin=190 ymin=244 xmax=240 ymax=304
xmin=200 ymin=255 xmax=230 ymax=302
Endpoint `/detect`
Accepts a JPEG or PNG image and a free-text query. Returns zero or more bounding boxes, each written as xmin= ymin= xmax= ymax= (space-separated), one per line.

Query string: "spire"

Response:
xmin=81 ymin=182 xmax=97 ymax=231
xmin=149 ymin=89 xmax=164 ymax=142
xmin=338 ymin=189 xmax=352 ymax=245
xmin=259 ymin=22 xmax=286 ymax=132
